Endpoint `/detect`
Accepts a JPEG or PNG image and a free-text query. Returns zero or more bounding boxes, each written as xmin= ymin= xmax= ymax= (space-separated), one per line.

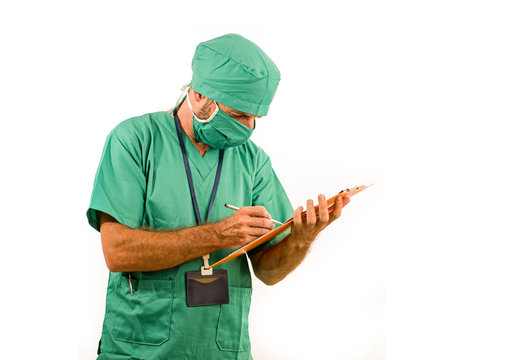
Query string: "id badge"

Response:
xmin=186 ymin=269 xmax=229 ymax=307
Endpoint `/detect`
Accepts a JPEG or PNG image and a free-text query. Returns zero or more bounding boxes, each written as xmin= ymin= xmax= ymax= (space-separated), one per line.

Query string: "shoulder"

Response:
xmin=237 ymin=139 xmax=271 ymax=172
xmin=105 ymin=111 xmax=171 ymax=162
xmin=111 ymin=111 xmax=169 ymax=141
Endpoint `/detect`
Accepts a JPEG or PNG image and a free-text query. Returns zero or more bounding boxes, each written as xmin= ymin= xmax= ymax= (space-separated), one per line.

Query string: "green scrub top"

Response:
xmin=87 ymin=110 xmax=293 ymax=360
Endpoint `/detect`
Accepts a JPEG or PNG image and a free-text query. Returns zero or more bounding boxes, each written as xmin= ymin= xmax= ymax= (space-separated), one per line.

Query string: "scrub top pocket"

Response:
xmin=112 ymin=276 xmax=174 ymax=346
xmin=216 ymin=286 xmax=252 ymax=352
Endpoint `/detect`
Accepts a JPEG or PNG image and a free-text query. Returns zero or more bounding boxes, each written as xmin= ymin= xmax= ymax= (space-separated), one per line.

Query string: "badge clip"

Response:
xmin=201 ymin=254 xmax=213 ymax=276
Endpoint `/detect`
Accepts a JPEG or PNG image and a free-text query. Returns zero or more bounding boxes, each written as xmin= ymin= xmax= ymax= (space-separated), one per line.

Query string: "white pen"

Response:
xmin=224 ymin=203 xmax=284 ymax=225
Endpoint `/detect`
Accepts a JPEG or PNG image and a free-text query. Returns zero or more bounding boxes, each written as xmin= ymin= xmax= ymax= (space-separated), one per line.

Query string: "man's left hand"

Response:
xmin=291 ymin=194 xmax=351 ymax=245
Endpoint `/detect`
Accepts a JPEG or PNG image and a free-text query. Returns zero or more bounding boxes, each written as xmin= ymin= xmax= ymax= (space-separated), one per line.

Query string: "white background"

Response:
xmin=1 ymin=0 xmax=504 ymax=359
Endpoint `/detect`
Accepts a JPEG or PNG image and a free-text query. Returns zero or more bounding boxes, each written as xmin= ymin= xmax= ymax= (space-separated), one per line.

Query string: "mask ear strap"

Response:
xmin=174 ymin=84 xmax=190 ymax=108
xmin=187 ymin=89 xmax=219 ymax=123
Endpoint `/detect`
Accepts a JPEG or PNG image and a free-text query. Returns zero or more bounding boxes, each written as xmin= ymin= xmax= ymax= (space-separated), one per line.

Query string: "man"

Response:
xmin=87 ymin=33 xmax=349 ymax=360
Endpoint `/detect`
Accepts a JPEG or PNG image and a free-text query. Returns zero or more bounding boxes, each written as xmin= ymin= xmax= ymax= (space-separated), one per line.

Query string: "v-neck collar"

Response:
xmin=183 ymin=134 xmax=220 ymax=181
xmin=166 ymin=110 xmax=220 ymax=181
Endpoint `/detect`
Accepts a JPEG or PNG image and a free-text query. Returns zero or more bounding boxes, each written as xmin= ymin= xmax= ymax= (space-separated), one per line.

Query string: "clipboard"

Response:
xmin=209 ymin=184 xmax=373 ymax=268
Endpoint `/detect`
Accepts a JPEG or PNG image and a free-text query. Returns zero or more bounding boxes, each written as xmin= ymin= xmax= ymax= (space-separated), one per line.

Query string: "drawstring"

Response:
xmin=175 ymin=83 xmax=191 ymax=106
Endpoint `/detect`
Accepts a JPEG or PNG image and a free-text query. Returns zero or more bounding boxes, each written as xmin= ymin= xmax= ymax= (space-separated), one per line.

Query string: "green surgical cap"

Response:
xmin=191 ymin=33 xmax=281 ymax=116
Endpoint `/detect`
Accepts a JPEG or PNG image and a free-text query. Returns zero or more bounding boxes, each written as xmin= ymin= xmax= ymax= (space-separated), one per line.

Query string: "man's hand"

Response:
xmin=291 ymin=194 xmax=351 ymax=246
xmin=216 ymin=206 xmax=275 ymax=248
xmin=99 ymin=206 xmax=274 ymax=272
xmin=250 ymin=194 xmax=350 ymax=285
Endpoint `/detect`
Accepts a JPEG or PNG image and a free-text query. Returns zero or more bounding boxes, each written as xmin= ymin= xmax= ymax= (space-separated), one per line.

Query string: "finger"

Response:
xmin=236 ymin=234 xmax=258 ymax=247
xmin=306 ymin=199 xmax=316 ymax=225
xmin=293 ymin=206 xmax=303 ymax=226
xmin=342 ymin=197 xmax=351 ymax=207
xmin=247 ymin=217 xmax=275 ymax=230
xmin=330 ymin=196 xmax=343 ymax=220
xmin=248 ymin=226 xmax=272 ymax=237
xmin=243 ymin=235 xmax=259 ymax=245
xmin=243 ymin=206 xmax=271 ymax=219
xmin=318 ymin=194 xmax=329 ymax=223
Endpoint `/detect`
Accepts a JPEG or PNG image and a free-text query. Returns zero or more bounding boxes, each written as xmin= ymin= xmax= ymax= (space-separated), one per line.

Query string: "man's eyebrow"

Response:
xmin=229 ymin=110 xmax=248 ymax=117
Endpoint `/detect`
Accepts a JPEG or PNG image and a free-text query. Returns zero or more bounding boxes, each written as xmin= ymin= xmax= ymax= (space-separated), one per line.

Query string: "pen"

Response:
xmin=224 ymin=203 xmax=284 ymax=225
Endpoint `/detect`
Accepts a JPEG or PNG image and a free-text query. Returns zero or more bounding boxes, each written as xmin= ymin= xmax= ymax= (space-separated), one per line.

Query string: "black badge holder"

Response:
xmin=173 ymin=108 xmax=229 ymax=307
xmin=186 ymin=255 xmax=229 ymax=306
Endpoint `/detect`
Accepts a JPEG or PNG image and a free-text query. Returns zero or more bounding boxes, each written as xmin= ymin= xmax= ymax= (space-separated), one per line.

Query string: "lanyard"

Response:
xmin=173 ymin=109 xmax=224 ymax=274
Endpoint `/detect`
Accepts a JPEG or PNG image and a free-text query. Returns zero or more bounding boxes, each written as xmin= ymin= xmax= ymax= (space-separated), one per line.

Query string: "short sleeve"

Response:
xmin=86 ymin=127 xmax=146 ymax=232
xmin=247 ymin=157 xmax=293 ymax=256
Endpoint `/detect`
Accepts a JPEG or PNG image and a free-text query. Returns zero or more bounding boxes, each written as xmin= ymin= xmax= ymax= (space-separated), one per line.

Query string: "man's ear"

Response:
xmin=192 ymin=89 xmax=206 ymax=102
xmin=191 ymin=89 xmax=213 ymax=110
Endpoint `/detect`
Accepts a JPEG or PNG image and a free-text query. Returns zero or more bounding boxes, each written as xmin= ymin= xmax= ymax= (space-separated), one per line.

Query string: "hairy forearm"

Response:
xmin=251 ymin=232 xmax=314 ymax=286
xmin=101 ymin=221 xmax=221 ymax=272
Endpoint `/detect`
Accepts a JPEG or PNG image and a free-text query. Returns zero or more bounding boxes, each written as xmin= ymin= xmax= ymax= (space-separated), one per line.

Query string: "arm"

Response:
xmin=99 ymin=206 xmax=275 ymax=272
xmin=250 ymin=195 xmax=350 ymax=285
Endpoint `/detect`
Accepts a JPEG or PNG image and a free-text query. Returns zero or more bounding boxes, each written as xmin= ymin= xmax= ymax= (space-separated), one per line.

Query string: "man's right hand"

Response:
xmin=99 ymin=207 xmax=275 ymax=272
xmin=215 ymin=206 xmax=275 ymax=248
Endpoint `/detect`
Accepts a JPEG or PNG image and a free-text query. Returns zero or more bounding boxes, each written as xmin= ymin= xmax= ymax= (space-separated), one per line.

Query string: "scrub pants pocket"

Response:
xmin=112 ymin=276 xmax=174 ymax=346
xmin=216 ymin=286 xmax=252 ymax=352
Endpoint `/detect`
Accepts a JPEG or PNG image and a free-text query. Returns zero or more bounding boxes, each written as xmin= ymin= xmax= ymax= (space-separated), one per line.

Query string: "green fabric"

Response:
xmin=191 ymin=99 xmax=254 ymax=149
xmin=191 ymin=33 xmax=281 ymax=117
xmin=87 ymin=110 xmax=293 ymax=360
